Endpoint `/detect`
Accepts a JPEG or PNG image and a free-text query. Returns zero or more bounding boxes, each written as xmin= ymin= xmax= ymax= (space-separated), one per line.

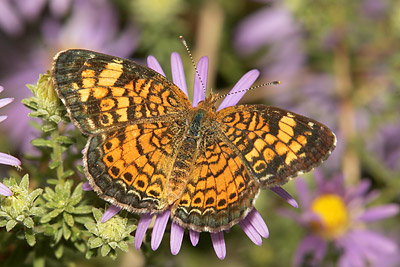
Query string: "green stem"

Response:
xmin=51 ymin=125 xmax=64 ymax=185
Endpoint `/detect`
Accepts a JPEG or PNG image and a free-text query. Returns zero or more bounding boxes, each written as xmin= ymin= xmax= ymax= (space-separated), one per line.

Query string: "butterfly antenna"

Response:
xmin=215 ymin=80 xmax=281 ymax=101
xmin=179 ymin=36 xmax=207 ymax=95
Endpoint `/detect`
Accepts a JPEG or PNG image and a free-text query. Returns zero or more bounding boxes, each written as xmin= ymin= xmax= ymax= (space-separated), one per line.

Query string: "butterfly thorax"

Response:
xmin=166 ymin=93 xmax=218 ymax=204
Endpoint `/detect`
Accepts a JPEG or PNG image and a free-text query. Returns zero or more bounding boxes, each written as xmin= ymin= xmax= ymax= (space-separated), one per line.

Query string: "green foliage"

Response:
xmin=0 ymin=175 xmax=43 ymax=246
xmin=85 ymin=208 xmax=136 ymax=259
xmin=0 ymin=73 xmax=139 ymax=266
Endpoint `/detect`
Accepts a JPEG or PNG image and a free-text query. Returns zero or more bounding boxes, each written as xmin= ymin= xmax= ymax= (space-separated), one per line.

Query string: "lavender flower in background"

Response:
xmin=367 ymin=121 xmax=400 ymax=172
xmin=235 ymin=4 xmax=304 ymax=83
xmin=0 ymin=86 xmax=21 ymax=196
xmin=280 ymin=170 xmax=399 ymax=267
xmin=0 ymin=0 xmax=139 ymax=151
xmin=0 ymin=0 xmax=96 ymax=37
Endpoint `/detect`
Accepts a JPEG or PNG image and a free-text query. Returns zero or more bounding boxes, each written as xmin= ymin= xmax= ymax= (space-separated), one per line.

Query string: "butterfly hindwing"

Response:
xmin=216 ymin=104 xmax=336 ymax=187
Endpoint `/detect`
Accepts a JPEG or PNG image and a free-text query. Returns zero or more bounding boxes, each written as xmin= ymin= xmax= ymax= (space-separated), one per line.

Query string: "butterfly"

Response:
xmin=51 ymin=49 xmax=336 ymax=233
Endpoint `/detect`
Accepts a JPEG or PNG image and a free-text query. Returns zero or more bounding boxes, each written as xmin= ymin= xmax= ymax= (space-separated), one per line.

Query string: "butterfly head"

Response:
xmin=195 ymin=91 xmax=219 ymax=114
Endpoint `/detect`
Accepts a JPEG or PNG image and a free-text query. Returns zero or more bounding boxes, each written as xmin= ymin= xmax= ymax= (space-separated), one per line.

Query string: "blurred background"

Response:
xmin=0 ymin=0 xmax=399 ymax=266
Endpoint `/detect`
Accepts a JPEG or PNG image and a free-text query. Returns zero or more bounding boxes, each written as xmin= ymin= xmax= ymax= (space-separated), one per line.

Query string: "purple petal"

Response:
xmin=293 ymin=235 xmax=326 ymax=267
xmin=239 ymin=216 xmax=262 ymax=245
xmin=277 ymin=208 xmax=302 ymax=223
xmin=0 ymin=182 xmax=12 ymax=196
xmin=0 ymin=98 xmax=14 ymax=109
xmin=211 ymin=231 xmax=226 ymax=260
xmin=135 ymin=213 xmax=153 ymax=250
xmin=269 ymin=187 xmax=298 ymax=208
xmin=352 ymin=229 xmax=398 ymax=255
xmin=0 ymin=153 xmax=21 ymax=166
xmin=0 ymin=1 xmax=24 ymax=36
xmin=82 ymin=181 xmax=93 ymax=191
xmin=147 ymin=56 xmax=166 ymax=76
xmin=217 ymin=69 xmax=260 ymax=111
xmin=151 ymin=209 xmax=171 ymax=250
xmin=0 ymin=86 xmax=3 ymax=93
xmin=337 ymin=235 xmax=365 ymax=267
xmin=246 ymin=208 xmax=269 ymax=238
xmin=347 ymin=179 xmax=371 ymax=201
xmin=235 ymin=7 xmax=299 ymax=55
xmin=171 ymin=52 xmax=189 ymax=97
xmin=189 ymin=230 xmax=200 ymax=246
xmin=101 ymin=205 xmax=121 ymax=223
xmin=192 ymin=56 xmax=208 ymax=107
xmin=0 ymin=116 xmax=7 ymax=123
xmin=295 ymin=178 xmax=310 ymax=207
xmin=170 ymin=222 xmax=184 ymax=255
xmin=357 ymin=204 xmax=399 ymax=222
xmin=49 ymin=0 xmax=72 ymax=18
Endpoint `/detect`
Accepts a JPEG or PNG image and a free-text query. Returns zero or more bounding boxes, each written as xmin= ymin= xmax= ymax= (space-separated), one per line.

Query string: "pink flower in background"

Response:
xmin=280 ymin=170 xmax=399 ymax=267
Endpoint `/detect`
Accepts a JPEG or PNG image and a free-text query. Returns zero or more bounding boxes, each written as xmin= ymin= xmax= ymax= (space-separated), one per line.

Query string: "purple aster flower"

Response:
xmin=367 ymin=121 xmax=400 ymax=172
xmin=0 ymin=86 xmax=21 ymax=196
xmin=235 ymin=5 xmax=304 ymax=81
xmin=280 ymin=169 xmax=399 ymax=266
xmin=0 ymin=0 xmax=139 ymax=152
xmin=92 ymin=52 xmax=297 ymax=260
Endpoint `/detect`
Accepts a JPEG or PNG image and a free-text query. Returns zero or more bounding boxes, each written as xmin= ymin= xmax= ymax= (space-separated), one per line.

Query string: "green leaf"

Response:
xmin=85 ymin=250 xmax=94 ymax=259
xmin=31 ymin=138 xmax=53 ymax=147
xmin=41 ymin=124 xmax=56 ymax=132
xmin=74 ymin=241 xmax=86 ymax=253
xmin=84 ymin=222 xmax=97 ymax=233
xmin=55 ymin=228 xmax=63 ymax=244
xmin=16 ymin=215 xmax=25 ymax=222
xmin=25 ymin=228 xmax=36 ymax=246
xmin=69 ymin=196 xmax=82 ymax=207
xmin=109 ymin=242 xmax=117 ymax=250
xmin=75 ymin=215 xmax=94 ymax=225
xmin=46 ymin=179 xmax=59 ymax=185
xmin=43 ymin=187 xmax=56 ymax=201
xmin=92 ymin=208 xmax=103 ymax=222
xmin=6 ymin=220 xmax=17 ymax=231
xmin=44 ymin=225 xmax=57 ymax=236
xmin=61 ymin=169 xmax=75 ymax=179
xmin=49 ymin=209 xmax=62 ymax=218
xmin=118 ymin=241 xmax=128 ymax=252
xmin=71 ymin=183 xmax=83 ymax=199
xmin=65 ymin=205 xmax=75 ymax=213
xmin=29 ymin=188 xmax=43 ymax=203
xmin=0 ymin=211 xmax=11 ymax=219
xmin=23 ymin=217 xmax=34 ymax=228
xmin=56 ymin=136 xmax=75 ymax=144
xmin=40 ymin=213 xmax=52 ymax=224
xmin=72 ymin=205 xmax=92 ymax=214
xmin=49 ymin=160 xmax=61 ymax=169
xmin=20 ymin=174 xmax=30 ymax=190
xmin=76 ymin=165 xmax=85 ymax=174
xmin=62 ymin=221 xmax=71 ymax=240
xmin=63 ymin=212 xmax=74 ymax=227
xmin=54 ymin=244 xmax=64 ymax=259
xmin=30 ymin=207 xmax=45 ymax=217
xmin=90 ymin=237 xmax=103 ymax=248
xmin=0 ymin=220 xmax=8 ymax=227
xmin=49 ymin=115 xmax=62 ymax=123
xmin=100 ymin=244 xmax=111 ymax=257
xmin=33 ymin=256 xmax=45 ymax=267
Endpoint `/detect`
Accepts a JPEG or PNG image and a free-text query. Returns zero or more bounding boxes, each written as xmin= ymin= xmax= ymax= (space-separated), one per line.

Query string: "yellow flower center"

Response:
xmin=310 ymin=194 xmax=349 ymax=239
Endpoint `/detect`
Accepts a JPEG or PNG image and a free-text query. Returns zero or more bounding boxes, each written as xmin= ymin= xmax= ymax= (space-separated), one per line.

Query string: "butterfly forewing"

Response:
xmin=52 ymin=49 xmax=191 ymax=135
